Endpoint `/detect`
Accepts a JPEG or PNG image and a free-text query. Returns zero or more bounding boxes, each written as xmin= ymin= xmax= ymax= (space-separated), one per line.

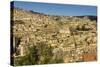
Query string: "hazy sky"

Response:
xmin=11 ymin=1 xmax=97 ymax=16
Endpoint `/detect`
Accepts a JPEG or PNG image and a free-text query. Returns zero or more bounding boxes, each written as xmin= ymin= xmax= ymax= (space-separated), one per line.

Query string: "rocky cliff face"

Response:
xmin=11 ymin=7 xmax=97 ymax=65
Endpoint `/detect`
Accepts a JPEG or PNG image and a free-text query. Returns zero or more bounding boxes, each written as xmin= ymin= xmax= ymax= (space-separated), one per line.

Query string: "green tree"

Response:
xmin=14 ymin=42 xmax=54 ymax=65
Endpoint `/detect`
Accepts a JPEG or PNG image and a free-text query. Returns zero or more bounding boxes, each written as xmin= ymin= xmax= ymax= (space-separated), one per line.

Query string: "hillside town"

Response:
xmin=11 ymin=8 xmax=97 ymax=65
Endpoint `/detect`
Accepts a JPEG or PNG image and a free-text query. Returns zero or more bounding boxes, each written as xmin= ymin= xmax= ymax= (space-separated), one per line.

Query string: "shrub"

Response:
xmin=14 ymin=42 xmax=53 ymax=65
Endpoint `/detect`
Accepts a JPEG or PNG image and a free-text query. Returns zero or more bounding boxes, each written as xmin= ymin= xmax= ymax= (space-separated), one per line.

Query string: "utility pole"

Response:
xmin=69 ymin=27 xmax=77 ymax=48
